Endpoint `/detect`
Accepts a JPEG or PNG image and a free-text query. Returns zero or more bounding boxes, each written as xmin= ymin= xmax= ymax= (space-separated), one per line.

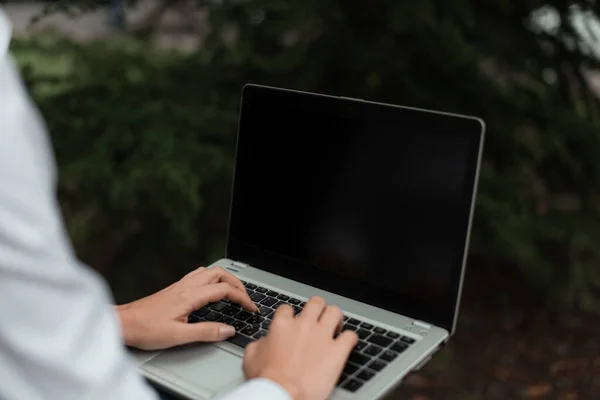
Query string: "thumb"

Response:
xmin=245 ymin=339 xmax=260 ymax=360
xmin=176 ymin=322 xmax=236 ymax=345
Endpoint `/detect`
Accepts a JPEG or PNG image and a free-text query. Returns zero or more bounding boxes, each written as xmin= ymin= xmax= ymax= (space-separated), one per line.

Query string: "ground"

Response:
xmin=391 ymin=269 xmax=599 ymax=400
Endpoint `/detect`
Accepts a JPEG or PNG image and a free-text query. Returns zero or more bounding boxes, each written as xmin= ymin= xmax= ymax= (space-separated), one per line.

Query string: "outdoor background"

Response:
xmin=2 ymin=0 xmax=600 ymax=398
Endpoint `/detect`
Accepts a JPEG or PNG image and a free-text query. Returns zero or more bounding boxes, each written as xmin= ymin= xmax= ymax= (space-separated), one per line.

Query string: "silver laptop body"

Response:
xmin=130 ymin=84 xmax=485 ymax=400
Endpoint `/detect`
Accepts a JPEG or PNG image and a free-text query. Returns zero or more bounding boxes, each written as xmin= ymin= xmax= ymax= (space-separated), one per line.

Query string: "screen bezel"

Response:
xmin=226 ymin=84 xmax=485 ymax=334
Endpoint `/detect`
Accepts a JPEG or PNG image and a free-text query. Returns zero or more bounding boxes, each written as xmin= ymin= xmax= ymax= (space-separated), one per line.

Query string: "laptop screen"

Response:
xmin=227 ymin=85 xmax=484 ymax=333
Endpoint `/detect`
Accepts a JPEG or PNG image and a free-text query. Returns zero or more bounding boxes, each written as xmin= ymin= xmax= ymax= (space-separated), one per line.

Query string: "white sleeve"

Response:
xmin=217 ymin=379 xmax=292 ymax=400
xmin=0 ymin=31 xmax=158 ymax=400
xmin=0 ymin=12 xmax=291 ymax=400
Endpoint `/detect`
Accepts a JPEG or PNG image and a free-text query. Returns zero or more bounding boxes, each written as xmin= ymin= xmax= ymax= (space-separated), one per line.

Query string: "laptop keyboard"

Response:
xmin=188 ymin=280 xmax=417 ymax=393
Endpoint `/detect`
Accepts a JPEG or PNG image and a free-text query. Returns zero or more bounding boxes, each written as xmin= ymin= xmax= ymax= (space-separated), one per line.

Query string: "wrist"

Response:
xmin=114 ymin=303 xmax=140 ymax=348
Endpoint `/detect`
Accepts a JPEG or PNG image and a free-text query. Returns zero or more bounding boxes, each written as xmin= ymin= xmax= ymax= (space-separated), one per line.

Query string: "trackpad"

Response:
xmin=149 ymin=343 xmax=245 ymax=397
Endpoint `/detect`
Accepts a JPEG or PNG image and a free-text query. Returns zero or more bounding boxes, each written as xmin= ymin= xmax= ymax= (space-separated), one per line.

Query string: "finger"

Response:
xmin=245 ymin=340 xmax=260 ymax=360
xmin=319 ymin=305 xmax=344 ymax=336
xmin=205 ymin=267 xmax=247 ymax=292
xmin=335 ymin=330 xmax=359 ymax=355
xmin=175 ymin=322 xmax=236 ymax=346
xmin=273 ymin=303 xmax=294 ymax=321
xmin=200 ymin=275 xmax=258 ymax=312
xmin=189 ymin=282 xmax=257 ymax=311
xmin=243 ymin=340 xmax=261 ymax=377
xmin=335 ymin=314 xmax=345 ymax=335
xmin=182 ymin=266 xmax=246 ymax=293
xmin=299 ymin=296 xmax=327 ymax=321
xmin=193 ymin=268 xmax=256 ymax=310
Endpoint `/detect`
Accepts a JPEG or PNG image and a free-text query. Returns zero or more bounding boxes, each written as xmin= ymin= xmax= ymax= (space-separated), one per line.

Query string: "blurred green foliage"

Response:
xmin=11 ymin=0 xmax=600 ymax=307
xmin=12 ymin=36 xmax=240 ymax=301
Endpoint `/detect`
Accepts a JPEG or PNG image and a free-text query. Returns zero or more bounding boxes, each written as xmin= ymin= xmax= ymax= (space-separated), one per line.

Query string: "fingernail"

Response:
xmin=219 ymin=325 xmax=236 ymax=339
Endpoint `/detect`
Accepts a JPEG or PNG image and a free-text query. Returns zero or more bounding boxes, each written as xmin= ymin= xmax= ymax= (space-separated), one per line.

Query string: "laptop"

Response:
xmin=130 ymin=84 xmax=485 ymax=399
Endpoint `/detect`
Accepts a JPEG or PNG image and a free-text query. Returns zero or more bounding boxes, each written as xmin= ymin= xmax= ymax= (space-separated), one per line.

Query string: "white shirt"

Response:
xmin=0 ymin=9 xmax=289 ymax=400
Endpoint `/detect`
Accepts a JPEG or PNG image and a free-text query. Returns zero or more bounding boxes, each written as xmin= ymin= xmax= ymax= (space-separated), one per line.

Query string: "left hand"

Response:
xmin=115 ymin=266 xmax=258 ymax=350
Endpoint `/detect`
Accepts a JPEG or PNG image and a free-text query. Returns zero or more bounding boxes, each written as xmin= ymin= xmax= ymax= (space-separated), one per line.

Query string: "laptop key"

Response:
xmin=355 ymin=341 xmax=368 ymax=351
xmin=258 ymin=306 xmax=271 ymax=315
xmin=360 ymin=322 xmax=374 ymax=330
xmin=241 ymin=325 xmax=260 ymax=336
xmin=250 ymin=293 xmax=266 ymax=302
xmin=210 ymin=302 xmax=228 ymax=312
xmin=245 ymin=283 xmax=257 ymax=290
xmin=192 ymin=308 xmax=210 ymax=318
xmin=188 ymin=314 xmax=201 ymax=323
xmin=264 ymin=309 xmax=275 ymax=318
xmin=255 ymin=286 xmax=268 ymax=293
xmin=391 ymin=342 xmax=408 ymax=353
xmin=337 ymin=373 xmax=350 ymax=386
xmin=222 ymin=306 xmax=240 ymax=317
xmin=221 ymin=316 xmax=235 ymax=325
xmin=253 ymin=330 xmax=267 ymax=339
xmin=347 ymin=318 xmax=360 ymax=326
xmin=234 ymin=310 xmax=253 ymax=321
xmin=232 ymin=320 xmax=247 ymax=331
xmin=288 ymin=298 xmax=301 ymax=305
xmin=401 ymin=336 xmax=416 ymax=344
xmin=260 ymin=297 xmax=278 ymax=307
xmin=277 ymin=294 xmax=290 ymax=301
xmin=343 ymin=316 xmax=349 ymax=321
xmin=228 ymin=334 xmax=253 ymax=348
xmin=343 ymin=363 xmax=359 ymax=375
xmin=343 ymin=324 xmax=358 ymax=332
xmin=204 ymin=311 xmax=222 ymax=321
xmin=364 ymin=345 xmax=383 ymax=357
xmin=261 ymin=320 xmax=271 ymax=329
xmin=292 ymin=306 xmax=302 ymax=314
xmin=380 ymin=350 xmax=399 ymax=362
xmin=342 ymin=379 xmax=364 ymax=392
xmin=241 ymin=280 xmax=248 ymax=286
xmin=348 ymin=351 xmax=371 ymax=365
xmin=246 ymin=315 xmax=264 ymax=326
xmin=368 ymin=359 xmax=387 ymax=372
xmin=357 ymin=369 xmax=375 ymax=382
xmin=357 ymin=329 xmax=371 ymax=340
xmin=266 ymin=290 xmax=279 ymax=297
xmin=367 ymin=334 xmax=393 ymax=347
xmin=386 ymin=331 xmax=400 ymax=339
xmin=374 ymin=327 xmax=386 ymax=335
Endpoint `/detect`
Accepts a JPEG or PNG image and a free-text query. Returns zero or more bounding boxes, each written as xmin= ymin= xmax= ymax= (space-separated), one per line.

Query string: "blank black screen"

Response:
xmin=228 ymin=85 xmax=483 ymax=331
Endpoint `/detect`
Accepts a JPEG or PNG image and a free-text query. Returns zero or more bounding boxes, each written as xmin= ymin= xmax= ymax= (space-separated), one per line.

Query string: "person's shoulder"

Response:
xmin=0 ymin=8 xmax=29 ymax=120
xmin=0 ymin=9 xmax=12 ymax=58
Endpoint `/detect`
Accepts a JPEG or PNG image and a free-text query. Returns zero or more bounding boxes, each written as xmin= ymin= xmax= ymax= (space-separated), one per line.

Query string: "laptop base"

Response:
xmin=134 ymin=259 xmax=448 ymax=400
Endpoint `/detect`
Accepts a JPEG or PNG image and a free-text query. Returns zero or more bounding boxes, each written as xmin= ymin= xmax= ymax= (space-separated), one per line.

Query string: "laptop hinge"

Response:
xmin=413 ymin=320 xmax=432 ymax=330
xmin=231 ymin=260 xmax=249 ymax=269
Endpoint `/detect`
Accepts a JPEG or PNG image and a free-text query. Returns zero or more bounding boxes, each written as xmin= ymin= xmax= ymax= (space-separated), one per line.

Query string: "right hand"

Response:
xmin=116 ymin=266 xmax=257 ymax=350
xmin=242 ymin=296 xmax=359 ymax=400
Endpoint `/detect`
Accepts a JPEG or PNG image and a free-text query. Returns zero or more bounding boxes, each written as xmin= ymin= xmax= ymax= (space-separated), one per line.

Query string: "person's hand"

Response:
xmin=242 ymin=296 xmax=358 ymax=400
xmin=115 ymin=266 xmax=258 ymax=350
